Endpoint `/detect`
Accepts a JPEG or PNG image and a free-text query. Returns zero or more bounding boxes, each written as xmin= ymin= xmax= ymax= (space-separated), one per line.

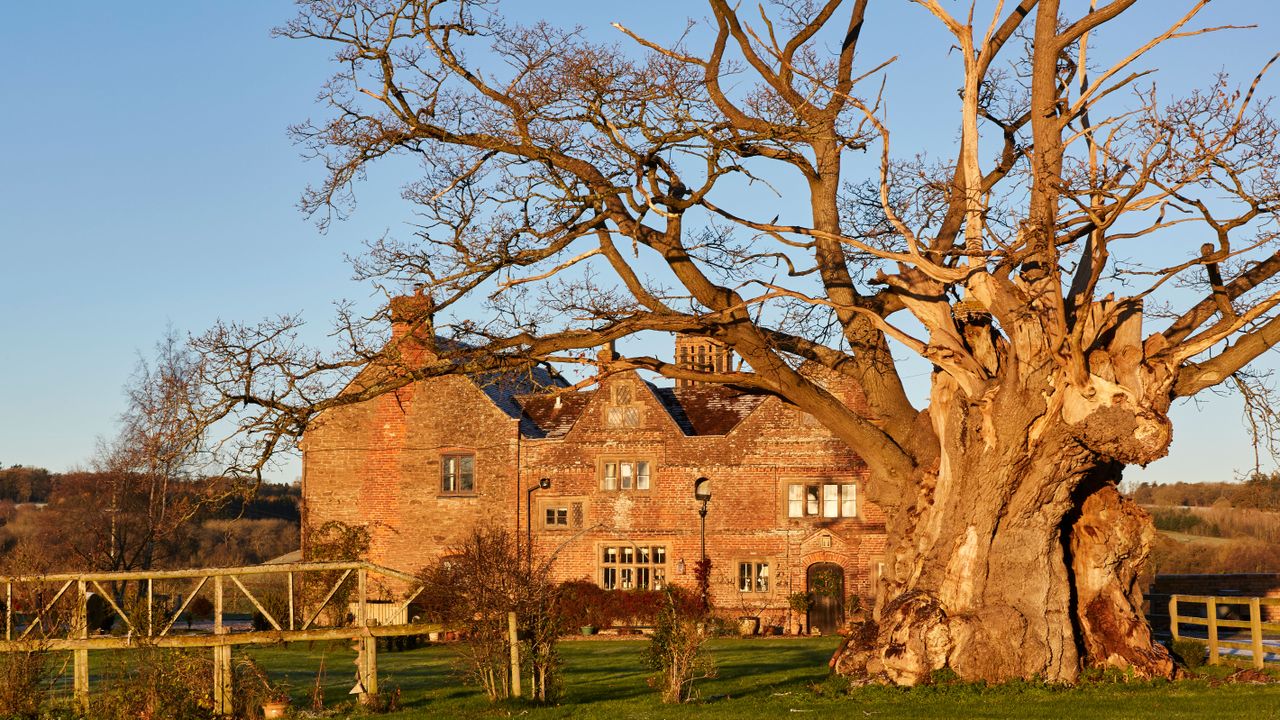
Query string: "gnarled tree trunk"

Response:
xmin=834 ymin=370 xmax=1174 ymax=684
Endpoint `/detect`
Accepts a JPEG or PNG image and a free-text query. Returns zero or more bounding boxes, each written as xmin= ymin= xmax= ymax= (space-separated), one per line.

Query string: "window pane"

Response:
xmin=806 ymin=486 xmax=819 ymax=515
xmin=603 ymin=463 xmax=617 ymax=490
xmin=636 ymin=461 xmax=650 ymax=490
xmin=621 ymin=568 xmax=633 ymax=590
xmin=603 ymin=567 xmax=617 ymax=590
xmin=841 ymin=484 xmax=857 ymax=517
xmin=621 ymin=546 xmax=634 ymax=564
xmin=637 ymin=566 xmax=650 ymax=590
xmin=604 ymin=546 xmax=617 ymax=563
xmin=460 ymin=456 xmax=474 ymax=492
xmin=823 ymin=484 xmax=839 ymax=517
xmin=653 ymin=568 xmax=666 ymax=590
xmin=757 ymin=563 xmax=769 ymax=592
xmin=653 ymin=546 xmax=666 ymax=564
xmin=545 ymin=508 xmax=556 ymax=525
xmin=557 ymin=509 xmax=568 ymax=525
xmin=620 ymin=462 xmax=633 ymax=489
xmin=638 ymin=546 xmax=650 ymax=564
xmin=788 ymin=484 xmax=804 ymax=517
xmin=739 ymin=562 xmax=751 ymax=592
xmin=441 ymin=457 xmax=454 ymax=492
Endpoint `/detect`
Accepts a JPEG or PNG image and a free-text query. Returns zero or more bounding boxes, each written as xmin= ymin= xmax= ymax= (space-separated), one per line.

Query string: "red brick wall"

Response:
xmin=302 ymin=366 xmax=888 ymax=627
xmin=302 ymin=374 xmax=520 ymax=572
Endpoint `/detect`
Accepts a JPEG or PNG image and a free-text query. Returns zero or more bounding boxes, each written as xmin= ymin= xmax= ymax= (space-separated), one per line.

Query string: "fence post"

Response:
xmin=214 ymin=575 xmax=223 ymax=634
xmin=1168 ymin=595 xmax=1180 ymax=641
xmin=74 ymin=579 xmax=89 ymax=713
xmin=212 ymin=642 xmax=233 ymax=716
xmin=363 ymin=630 xmax=378 ymax=697
xmin=5 ymin=581 xmax=10 ymax=641
xmin=1250 ymin=597 xmax=1264 ymax=670
xmin=1207 ymin=597 xmax=1219 ymax=665
xmin=358 ymin=566 xmax=368 ymax=628
xmin=352 ymin=629 xmax=378 ymax=701
xmin=288 ymin=572 xmax=295 ymax=631
xmin=147 ymin=578 xmax=153 ymax=637
xmin=508 ymin=611 xmax=522 ymax=698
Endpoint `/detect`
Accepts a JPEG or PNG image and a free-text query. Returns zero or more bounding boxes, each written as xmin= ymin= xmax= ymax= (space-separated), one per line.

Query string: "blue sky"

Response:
xmin=2 ymin=2 xmax=1279 ymax=485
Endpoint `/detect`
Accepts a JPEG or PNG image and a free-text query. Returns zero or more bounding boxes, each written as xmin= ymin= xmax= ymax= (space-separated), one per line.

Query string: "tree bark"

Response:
xmin=1069 ymin=475 xmax=1173 ymax=677
xmin=833 ymin=369 xmax=1174 ymax=684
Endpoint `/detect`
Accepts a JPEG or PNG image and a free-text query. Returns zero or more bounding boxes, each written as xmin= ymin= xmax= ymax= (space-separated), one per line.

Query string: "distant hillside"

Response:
xmin=0 ymin=466 xmax=300 ymax=574
xmin=1142 ymin=503 xmax=1280 ymax=574
xmin=0 ymin=465 xmax=53 ymax=503
xmin=1128 ymin=473 xmax=1280 ymax=511
xmin=1124 ymin=472 xmax=1280 ymax=574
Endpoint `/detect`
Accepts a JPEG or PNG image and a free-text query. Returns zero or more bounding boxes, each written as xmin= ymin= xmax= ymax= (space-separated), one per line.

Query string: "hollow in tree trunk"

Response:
xmin=833 ymin=372 xmax=1174 ymax=684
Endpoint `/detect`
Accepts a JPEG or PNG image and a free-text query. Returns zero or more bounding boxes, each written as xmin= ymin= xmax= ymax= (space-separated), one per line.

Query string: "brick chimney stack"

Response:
xmin=595 ymin=340 xmax=618 ymax=368
xmin=389 ymin=287 xmax=435 ymax=344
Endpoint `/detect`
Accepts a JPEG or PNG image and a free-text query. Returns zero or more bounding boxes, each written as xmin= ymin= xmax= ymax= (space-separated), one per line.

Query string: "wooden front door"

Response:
xmin=807 ymin=563 xmax=844 ymax=634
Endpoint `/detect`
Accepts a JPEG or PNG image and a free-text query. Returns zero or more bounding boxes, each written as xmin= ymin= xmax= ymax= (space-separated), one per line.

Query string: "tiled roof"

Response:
xmin=473 ymin=365 xmax=568 ymax=426
xmin=516 ymin=391 xmax=596 ymax=439
xmin=651 ymin=385 xmax=768 ymax=436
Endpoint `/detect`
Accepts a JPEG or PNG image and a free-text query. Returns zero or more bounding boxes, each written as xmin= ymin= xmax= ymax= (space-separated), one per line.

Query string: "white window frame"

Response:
xmin=600 ymin=459 xmax=651 ymax=491
xmin=787 ymin=482 xmax=857 ymax=518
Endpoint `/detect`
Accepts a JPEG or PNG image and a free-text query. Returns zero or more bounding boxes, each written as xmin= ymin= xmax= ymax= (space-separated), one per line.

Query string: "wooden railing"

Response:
xmin=0 ymin=561 xmax=432 ymax=714
xmin=1168 ymin=594 xmax=1280 ymax=668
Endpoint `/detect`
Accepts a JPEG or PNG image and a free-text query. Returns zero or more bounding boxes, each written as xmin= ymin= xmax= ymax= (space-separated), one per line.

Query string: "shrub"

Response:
xmin=92 ymin=647 xmax=212 ymax=720
xmin=302 ymin=520 xmax=375 ymax=627
xmin=608 ymin=589 xmax=664 ymax=628
xmin=558 ymin=580 xmax=608 ymax=629
xmin=643 ymin=586 xmax=716 ymax=703
xmin=417 ymin=525 xmax=563 ymax=703
xmin=0 ymin=646 xmax=52 ymax=719
xmin=1169 ymin=638 xmax=1208 ymax=670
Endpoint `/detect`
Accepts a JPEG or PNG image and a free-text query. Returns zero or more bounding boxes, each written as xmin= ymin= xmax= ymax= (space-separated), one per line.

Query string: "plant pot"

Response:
xmin=737 ymin=616 xmax=760 ymax=636
xmin=580 ymin=625 xmax=597 ymax=636
xmin=427 ymin=631 xmax=440 ymax=642
xmin=262 ymin=700 xmax=290 ymax=719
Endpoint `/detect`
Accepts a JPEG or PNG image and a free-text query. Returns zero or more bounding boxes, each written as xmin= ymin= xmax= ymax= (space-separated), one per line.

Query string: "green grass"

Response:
xmin=244 ymin=637 xmax=1280 ymax=720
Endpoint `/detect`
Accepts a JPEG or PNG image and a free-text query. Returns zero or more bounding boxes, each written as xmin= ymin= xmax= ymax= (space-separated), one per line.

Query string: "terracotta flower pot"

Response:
xmin=262 ymin=700 xmax=290 ymax=719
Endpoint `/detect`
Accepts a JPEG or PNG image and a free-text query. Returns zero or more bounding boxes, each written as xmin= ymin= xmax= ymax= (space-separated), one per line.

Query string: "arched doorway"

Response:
xmin=806 ymin=563 xmax=844 ymax=634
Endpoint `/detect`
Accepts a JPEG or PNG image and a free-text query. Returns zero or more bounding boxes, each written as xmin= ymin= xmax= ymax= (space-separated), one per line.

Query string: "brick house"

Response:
xmin=300 ymin=297 xmax=887 ymax=633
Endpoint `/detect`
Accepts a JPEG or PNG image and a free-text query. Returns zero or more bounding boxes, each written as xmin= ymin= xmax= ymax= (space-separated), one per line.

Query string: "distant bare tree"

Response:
xmin=193 ymin=0 xmax=1280 ymax=684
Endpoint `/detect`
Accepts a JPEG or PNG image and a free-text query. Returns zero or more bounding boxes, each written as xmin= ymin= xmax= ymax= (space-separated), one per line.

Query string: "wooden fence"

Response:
xmin=0 ymin=561 xmax=433 ymax=714
xmin=1168 ymin=594 xmax=1280 ymax=668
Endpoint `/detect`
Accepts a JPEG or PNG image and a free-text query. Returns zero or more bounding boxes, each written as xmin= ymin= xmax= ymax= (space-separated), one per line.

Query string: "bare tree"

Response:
xmin=39 ymin=330 xmax=234 ymax=575
xmin=194 ymin=0 xmax=1280 ymax=684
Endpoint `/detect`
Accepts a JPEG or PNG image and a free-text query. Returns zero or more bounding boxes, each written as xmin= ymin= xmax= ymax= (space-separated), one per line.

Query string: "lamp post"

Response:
xmin=526 ymin=477 xmax=551 ymax=567
xmin=693 ymin=477 xmax=711 ymax=607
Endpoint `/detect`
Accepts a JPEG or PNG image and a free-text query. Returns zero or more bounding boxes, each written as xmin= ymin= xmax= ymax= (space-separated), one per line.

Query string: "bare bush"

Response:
xmin=92 ymin=646 xmax=212 ymax=720
xmin=0 ymin=645 xmax=54 ymax=719
xmin=416 ymin=525 xmax=561 ymax=702
xmin=644 ymin=587 xmax=716 ymax=703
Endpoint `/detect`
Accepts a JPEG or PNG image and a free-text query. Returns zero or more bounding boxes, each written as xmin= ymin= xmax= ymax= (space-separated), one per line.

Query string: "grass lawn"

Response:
xmin=246 ymin=636 xmax=1280 ymax=720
